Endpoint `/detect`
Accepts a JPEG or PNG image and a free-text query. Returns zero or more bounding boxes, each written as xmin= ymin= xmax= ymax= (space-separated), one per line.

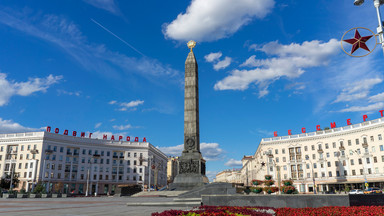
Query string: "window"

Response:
xmin=363 ymin=137 xmax=367 ymax=144
xmin=325 ymin=143 xmax=329 ymax=149
xmin=318 ymin=144 xmax=322 ymax=150
xmin=326 ymin=153 xmax=330 ymax=158
xmin=275 ymin=149 xmax=278 ymax=154
xmin=358 ymin=158 xmax=362 ymax=164
xmin=311 ymin=145 xmax=315 ymax=150
xmin=60 ymin=147 xmax=64 ymax=153
xmin=360 ymin=169 xmax=364 ymax=175
xmin=127 ymin=168 xmax=131 ymax=173
xmin=371 ymin=136 xmax=374 ymax=141
xmin=106 ymin=159 xmax=110 ymax=164
xmin=88 ymin=150 xmax=92 ymax=155
xmin=368 ymin=168 xmax=372 ymax=174
xmin=333 ymin=142 xmax=336 ymax=148
xmin=381 ymin=145 xmax=384 ymax=151
xmin=25 ymin=163 xmax=28 ymax=169
xmin=307 ymin=173 xmax=310 ymax=178
xmin=304 ymin=146 xmax=308 ymax=151
xmin=334 ymin=152 xmax=338 ymax=157
xmin=335 ymin=161 xmax=339 ymax=167
xmin=349 ymin=150 xmax=354 ymax=156
xmin=336 ymin=171 xmax=340 ymax=177
xmin=283 ymin=165 xmax=287 ymax=170
xmin=21 ymin=145 xmax=24 ymax=151
xmin=379 ymin=134 xmax=382 ymax=140
xmin=306 ymin=164 xmax=310 ymax=169
xmin=82 ymin=149 xmax=86 ymax=155
xmin=18 ymin=163 xmax=21 ymax=169
xmin=312 ymin=154 xmax=316 ymax=160
xmin=327 ymin=162 xmax=331 ymax=167
xmin=352 ymin=170 xmax=356 ymax=175
xmin=282 ymin=149 xmax=285 ymax=154
xmin=133 ymin=168 xmax=136 ymax=173
xmin=107 ymin=151 xmax=110 ymax=156
xmin=374 ymin=156 xmax=378 ymax=163
xmin=344 ymin=170 xmax=347 ymax=176
xmin=322 ymin=172 xmax=325 ymax=177
xmin=356 ymin=139 xmax=359 ymax=145
xmin=313 ymin=163 xmax=317 ymax=168
xmin=19 ymin=154 xmax=23 ymax=160
xmin=357 ymin=148 xmax=361 ymax=154
xmin=276 ymin=157 xmax=279 ymax=162
xmin=329 ymin=171 xmax=332 ymax=177
xmin=340 ymin=141 xmax=344 ymax=147
xmin=134 ymin=153 xmax=137 ymax=157
xmin=27 ymin=145 xmax=30 ymax=150
xmin=26 ymin=154 xmax=29 ymax=159
xmin=375 ymin=167 xmax=379 ymax=174
xmin=321 ymin=163 xmax=324 ymax=168
xmin=348 ymin=140 xmax=352 ymax=146
xmin=366 ymin=158 xmax=370 ymax=164
xmin=382 ymin=155 xmax=384 ymax=162
xmin=134 ymin=160 xmax=137 ymax=165
xmin=314 ymin=172 xmax=318 ymax=178
xmin=101 ymin=151 xmax=104 ymax=156
xmin=127 ymin=160 xmax=131 ymax=165
xmin=350 ymin=159 xmax=354 ymax=165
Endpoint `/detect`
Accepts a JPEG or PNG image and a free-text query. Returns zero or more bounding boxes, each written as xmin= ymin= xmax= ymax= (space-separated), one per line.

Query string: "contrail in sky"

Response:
xmin=91 ymin=18 xmax=145 ymax=57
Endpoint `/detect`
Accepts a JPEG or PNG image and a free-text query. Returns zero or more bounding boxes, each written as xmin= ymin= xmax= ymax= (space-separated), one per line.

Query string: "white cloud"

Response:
xmin=0 ymin=118 xmax=38 ymax=133
xmin=334 ymin=78 xmax=382 ymax=103
xmin=83 ymin=0 xmax=120 ymax=15
xmin=0 ymin=73 xmax=62 ymax=106
xmin=369 ymin=92 xmax=384 ymax=102
xmin=112 ymin=124 xmax=134 ymax=130
xmin=339 ymin=102 xmax=384 ymax=113
xmin=163 ymin=0 xmax=275 ymax=42
xmin=90 ymin=130 xmax=127 ymax=139
xmin=158 ymin=142 xmax=224 ymax=161
xmin=0 ymin=10 xmax=181 ymax=87
xmin=205 ymin=52 xmax=222 ymax=62
xmin=109 ymin=99 xmax=144 ymax=112
xmin=214 ymin=39 xmax=339 ymax=96
xmin=57 ymin=89 xmax=81 ymax=97
xmin=95 ymin=122 xmax=102 ymax=129
xmin=224 ymin=158 xmax=243 ymax=167
xmin=206 ymin=170 xmax=218 ymax=182
xmin=213 ymin=57 xmax=232 ymax=71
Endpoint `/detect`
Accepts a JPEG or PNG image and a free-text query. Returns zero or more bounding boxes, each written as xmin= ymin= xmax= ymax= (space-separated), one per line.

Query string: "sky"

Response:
xmin=0 ymin=0 xmax=384 ymax=181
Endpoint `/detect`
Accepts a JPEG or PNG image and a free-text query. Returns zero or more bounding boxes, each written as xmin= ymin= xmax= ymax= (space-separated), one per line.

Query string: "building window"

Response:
xmin=356 ymin=139 xmax=359 ymax=145
xmin=276 ymin=157 xmax=279 ymax=163
xmin=333 ymin=142 xmax=336 ymax=148
xmin=379 ymin=134 xmax=382 ymax=140
xmin=21 ymin=145 xmax=24 ymax=151
xmin=283 ymin=165 xmax=287 ymax=170
xmin=127 ymin=168 xmax=130 ymax=173
xmin=382 ymin=155 xmax=384 ymax=162
xmin=307 ymin=173 xmax=310 ymax=178
xmin=133 ymin=168 xmax=136 ymax=173
xmin=366 ymin=158 xmax=370 ymax=164
xmin=352 ymin=170 xmax=356 ymax=175
xmin=363 ymin=137 xmax=367 ymax=144
xmin=275 ymin=149 xmax=278 ymax=154
xmin=344 ymin=170 xmax=348 ymax=176
xmin=107 ymin=151 xmax=110 ymax=156
xmin=329 ymin=171 xmax=332 ymax=177
xmin=134 ymin=160 xmax=137 ymax=165
xmin=60 ymin=147 xmax=64 ymax=153
xmin=134 ymin=153 xmax=137 ymax=157
xmin=314 ymin=172 xmax=318 ymax=178
xmin=304 ymin=146 xmax=308 ymax=151
xmin=380 ymin=145 xmax=384 ymax=151
xmin=88 ymin=150 xmax=92 ymax=155
xmin=372 ymin=146 xmax=376 ymax=153
xmin=82 ymin=149 xmax=86 ymax=155
xmin=27 ymin=145 xmax=30 ymax=151
xmin=374 ymin=156 xmax=378 ymax=163
xmin=327 ymin=162 xmax=331 ymax=167
xmin=335 ymin=161 xmax=339 ymax=167
xmin=322 ymin=172 xmax=325 ymax=177
xmin=282 ymin=149 xmax=285 ymax=154
xmin=25 ymin=163 xmax=28 ymax=169
xmin=368 ymin=168 xmax=372 ymax=174
xmin=336 ymin=171 xmax=340 ymax=177
xmin=306 ymin=164 xmax=310 ymax=169
xmin=101 ymin=151 xmax=104 ymax=156
xmin=358 ymin=158 xmax=362 ymax=164
xmin=334 ymin=152 xmax=338 ymax=157
xmin=326 ymin=152 xmax=330 ymax=158
xmin=325 ymin=143 xmax=329 ymax=149
xmin=360 ymin=169 xmax=364 ymax=175
xmin=375 ymin=167 xmax=379 ymax=174
xmin=350 ymin=159 xmax=354 ymax=165
xmin=313 ymin=163 xmax=317 ymax=168
xmin=348 ymin=140 xmax=352 ymax=146
xmin=311 ymin=145 xmax=315 ymax=150
xmin=370 ymin=136 xmax=374 ymax=141
xmin=312 ymin=154 xmax=316 ymax=160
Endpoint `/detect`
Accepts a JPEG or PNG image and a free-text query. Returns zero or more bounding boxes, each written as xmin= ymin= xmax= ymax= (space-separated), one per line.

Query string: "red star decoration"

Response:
xmin=343 ymin=29 xmax=373 ymax=54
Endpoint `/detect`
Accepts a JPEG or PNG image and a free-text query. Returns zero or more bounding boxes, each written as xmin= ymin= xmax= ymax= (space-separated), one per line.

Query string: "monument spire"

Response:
xmin=170 ymin=40 xmax=208 ymax=190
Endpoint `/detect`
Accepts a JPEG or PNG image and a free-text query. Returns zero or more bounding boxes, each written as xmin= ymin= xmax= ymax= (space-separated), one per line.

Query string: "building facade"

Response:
xmin=218 ymin=117 xmax=384 ymax=193
xmin=167 ymin=156 xmax=178 ymax=184
xmin=0 ymin=131 xmax=168 ymax=195
xmin=214 ymin=169 xmax=241 ymax=184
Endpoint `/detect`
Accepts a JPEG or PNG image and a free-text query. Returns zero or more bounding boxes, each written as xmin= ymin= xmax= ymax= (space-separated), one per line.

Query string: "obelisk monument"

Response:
xmin=171 ymin=40 xmax=208 ymax=190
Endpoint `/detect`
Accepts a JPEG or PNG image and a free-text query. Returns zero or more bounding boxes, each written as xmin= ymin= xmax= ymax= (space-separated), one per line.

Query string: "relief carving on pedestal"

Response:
xmin=179 ymin=159 xmax=199 ymax=174
xmin=185 ymin=136 xmax=195 ymax=151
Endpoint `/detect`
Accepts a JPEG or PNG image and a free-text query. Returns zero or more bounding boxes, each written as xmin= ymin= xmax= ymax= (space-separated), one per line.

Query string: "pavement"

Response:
xmin=0 ymin=197 xmax=194 ymax=216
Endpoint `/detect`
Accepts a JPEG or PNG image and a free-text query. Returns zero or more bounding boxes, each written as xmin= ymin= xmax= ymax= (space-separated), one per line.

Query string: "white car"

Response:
xmin=349 ymin=189 xmax=364 ymax=194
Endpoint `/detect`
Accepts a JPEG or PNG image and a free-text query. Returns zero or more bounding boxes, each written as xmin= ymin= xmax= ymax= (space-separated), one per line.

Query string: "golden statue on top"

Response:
xmin=187 ymin=40 xmax=196 ymax=52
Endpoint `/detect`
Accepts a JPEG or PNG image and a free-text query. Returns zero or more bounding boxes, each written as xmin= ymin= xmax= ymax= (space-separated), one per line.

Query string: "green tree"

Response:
xmin=0 ymin=173 xmax=19 ymax=190
xmin=32 ymin=183 xmax=45 ymax=194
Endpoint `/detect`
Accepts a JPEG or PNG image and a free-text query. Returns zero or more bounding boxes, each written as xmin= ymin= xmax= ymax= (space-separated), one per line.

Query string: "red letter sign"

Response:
xmin=119 ymin=136 xmax=123 ymax=141
xmin=274 ymin=131 xmax=278 ymax=137
xmin=64 ymin=130 xmax=68 ymax=135
xmin=111 ymin=135 xmax=115 ymax=141
xmin=73 ymin=131 xmax=77 ymax=136
xmin=288 ymin=130 xmax=292 ymax=135
xmin=135 ymin=137 xmax=139 ymax=142
xmin=81 ymin=132 xmax=85 ymax=137
xmin=316 ymin=125 xmax=321 ymax=131
xmin=89 ymin=133 xmax=93 ymax=138
xmin=143 ymin=137 xmax=147 ymax=142
xmin=46 ymin=126 xmax=51 ymax=132
xmin=363 ymin=114 xmax=368 ymax=121
xmin=301 ymin=128 xmax=306 ymax=133
xmin=330 ymin=122 xmax=336 ymax=128
xmin=126 ymin=136 xmax=130 ymax=141
xmin=380 ymin=110 xmax=384 ymax=117
xmin=55 ymin=128 xmax=59 ymax=134
xmin=103 ymin=134 xmax=107 ymax=140
xmin=347 ymin=119 xmax=351 ymax=125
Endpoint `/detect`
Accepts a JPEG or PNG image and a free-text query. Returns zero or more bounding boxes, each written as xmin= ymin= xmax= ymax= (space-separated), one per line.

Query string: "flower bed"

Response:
xmin=264 ymin=180 xmax=275 ymax=186
xmin=281 ymin=186 xmax=296 ymax=194
xmin=275 ymin=206 xmax=384 ymax=216
xmin=251 ymin=187 xmax=263 ymax=194
xmin=154 ymin=206 xmax=384 ymax=216
xmin=252 ymin=180 xmax=263 ymax=185
xmin=282 ymin=180 xmax=293 ymax=186
xmin=152 ymin=206 xmax=276 ymax=216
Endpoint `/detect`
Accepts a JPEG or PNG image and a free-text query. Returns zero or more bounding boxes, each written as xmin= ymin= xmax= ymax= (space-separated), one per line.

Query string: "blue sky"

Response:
xmin=1 ymin=0 xmax=384 ymax=180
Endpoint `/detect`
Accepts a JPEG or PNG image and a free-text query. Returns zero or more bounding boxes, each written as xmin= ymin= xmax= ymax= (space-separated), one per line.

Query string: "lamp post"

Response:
xmin=352 ymin=150 xmax=368 ymax=190
xmin=267 ymin=153 xmax=281 ymax=194
xmin=354 ymin=0 xmax=384 ymax=53
xmin=305 ymin=155 xmax=317 ymax=194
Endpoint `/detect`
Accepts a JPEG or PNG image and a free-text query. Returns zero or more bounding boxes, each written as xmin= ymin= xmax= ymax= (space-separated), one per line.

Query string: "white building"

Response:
xmin=0 ymin=131 xmax=168 ymax=195
xmin=218 ymin=116 xmax=384 ymax=193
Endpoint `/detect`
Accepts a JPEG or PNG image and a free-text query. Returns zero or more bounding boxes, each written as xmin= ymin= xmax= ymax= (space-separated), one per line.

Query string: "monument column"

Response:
xmin=171 ymin=40 xmax=208 ymax=190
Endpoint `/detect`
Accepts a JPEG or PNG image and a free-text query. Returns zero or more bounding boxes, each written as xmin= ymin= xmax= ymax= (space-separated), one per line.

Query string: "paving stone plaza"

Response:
xmin=0 ymin=197 xmax=191 ymax=216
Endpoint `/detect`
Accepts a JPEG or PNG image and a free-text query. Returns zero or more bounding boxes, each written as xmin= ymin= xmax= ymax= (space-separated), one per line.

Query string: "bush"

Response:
xmin=264 ymin=180 xmax=275 ymax=186
xmin=282 ymin=180 xmax=293 ymax=186
xmin=19 ymin=189 xmax=26 ymax=194
xmin=281 ymin=186 xmax=296 ymax=194
xmin=32 ymin=183 xmax=45 ymax=194
xmin=264 ymin=187 xmax=279 ymax=194
xmin=251 ymin=187 xmax=263 ymax=194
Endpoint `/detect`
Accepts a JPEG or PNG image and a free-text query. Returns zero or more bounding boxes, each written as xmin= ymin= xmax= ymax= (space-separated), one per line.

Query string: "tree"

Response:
xmin=0 ymin=173 xmax=19 ymax=190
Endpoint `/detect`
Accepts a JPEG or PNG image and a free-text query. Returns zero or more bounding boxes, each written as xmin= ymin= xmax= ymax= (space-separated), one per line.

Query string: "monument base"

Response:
xmin=169 ymin=173 xmax=209 ymax=191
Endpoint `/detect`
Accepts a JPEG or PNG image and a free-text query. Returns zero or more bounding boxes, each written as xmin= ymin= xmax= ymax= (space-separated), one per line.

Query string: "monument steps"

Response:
xmin=126 ymin=197 xmax=202 ymax=207
xmin=131 ymin=190 xmax=187 ymax=197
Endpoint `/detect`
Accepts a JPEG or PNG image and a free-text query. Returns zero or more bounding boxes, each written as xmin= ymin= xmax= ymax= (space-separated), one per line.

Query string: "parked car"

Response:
xmin=364 ymin=188 xmax=382 ymax=194
xmin=349 ymin=189 xmax=364 ymax=194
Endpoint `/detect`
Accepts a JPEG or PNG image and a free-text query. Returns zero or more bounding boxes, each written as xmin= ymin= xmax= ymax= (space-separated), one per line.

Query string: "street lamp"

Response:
xmin=267 ymin=153 xmax=281 ymax=194
xmin=305 ymin=155 xmax=317 ymax=194
xmin=354 ymin=0 xmax=384 ymax=53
